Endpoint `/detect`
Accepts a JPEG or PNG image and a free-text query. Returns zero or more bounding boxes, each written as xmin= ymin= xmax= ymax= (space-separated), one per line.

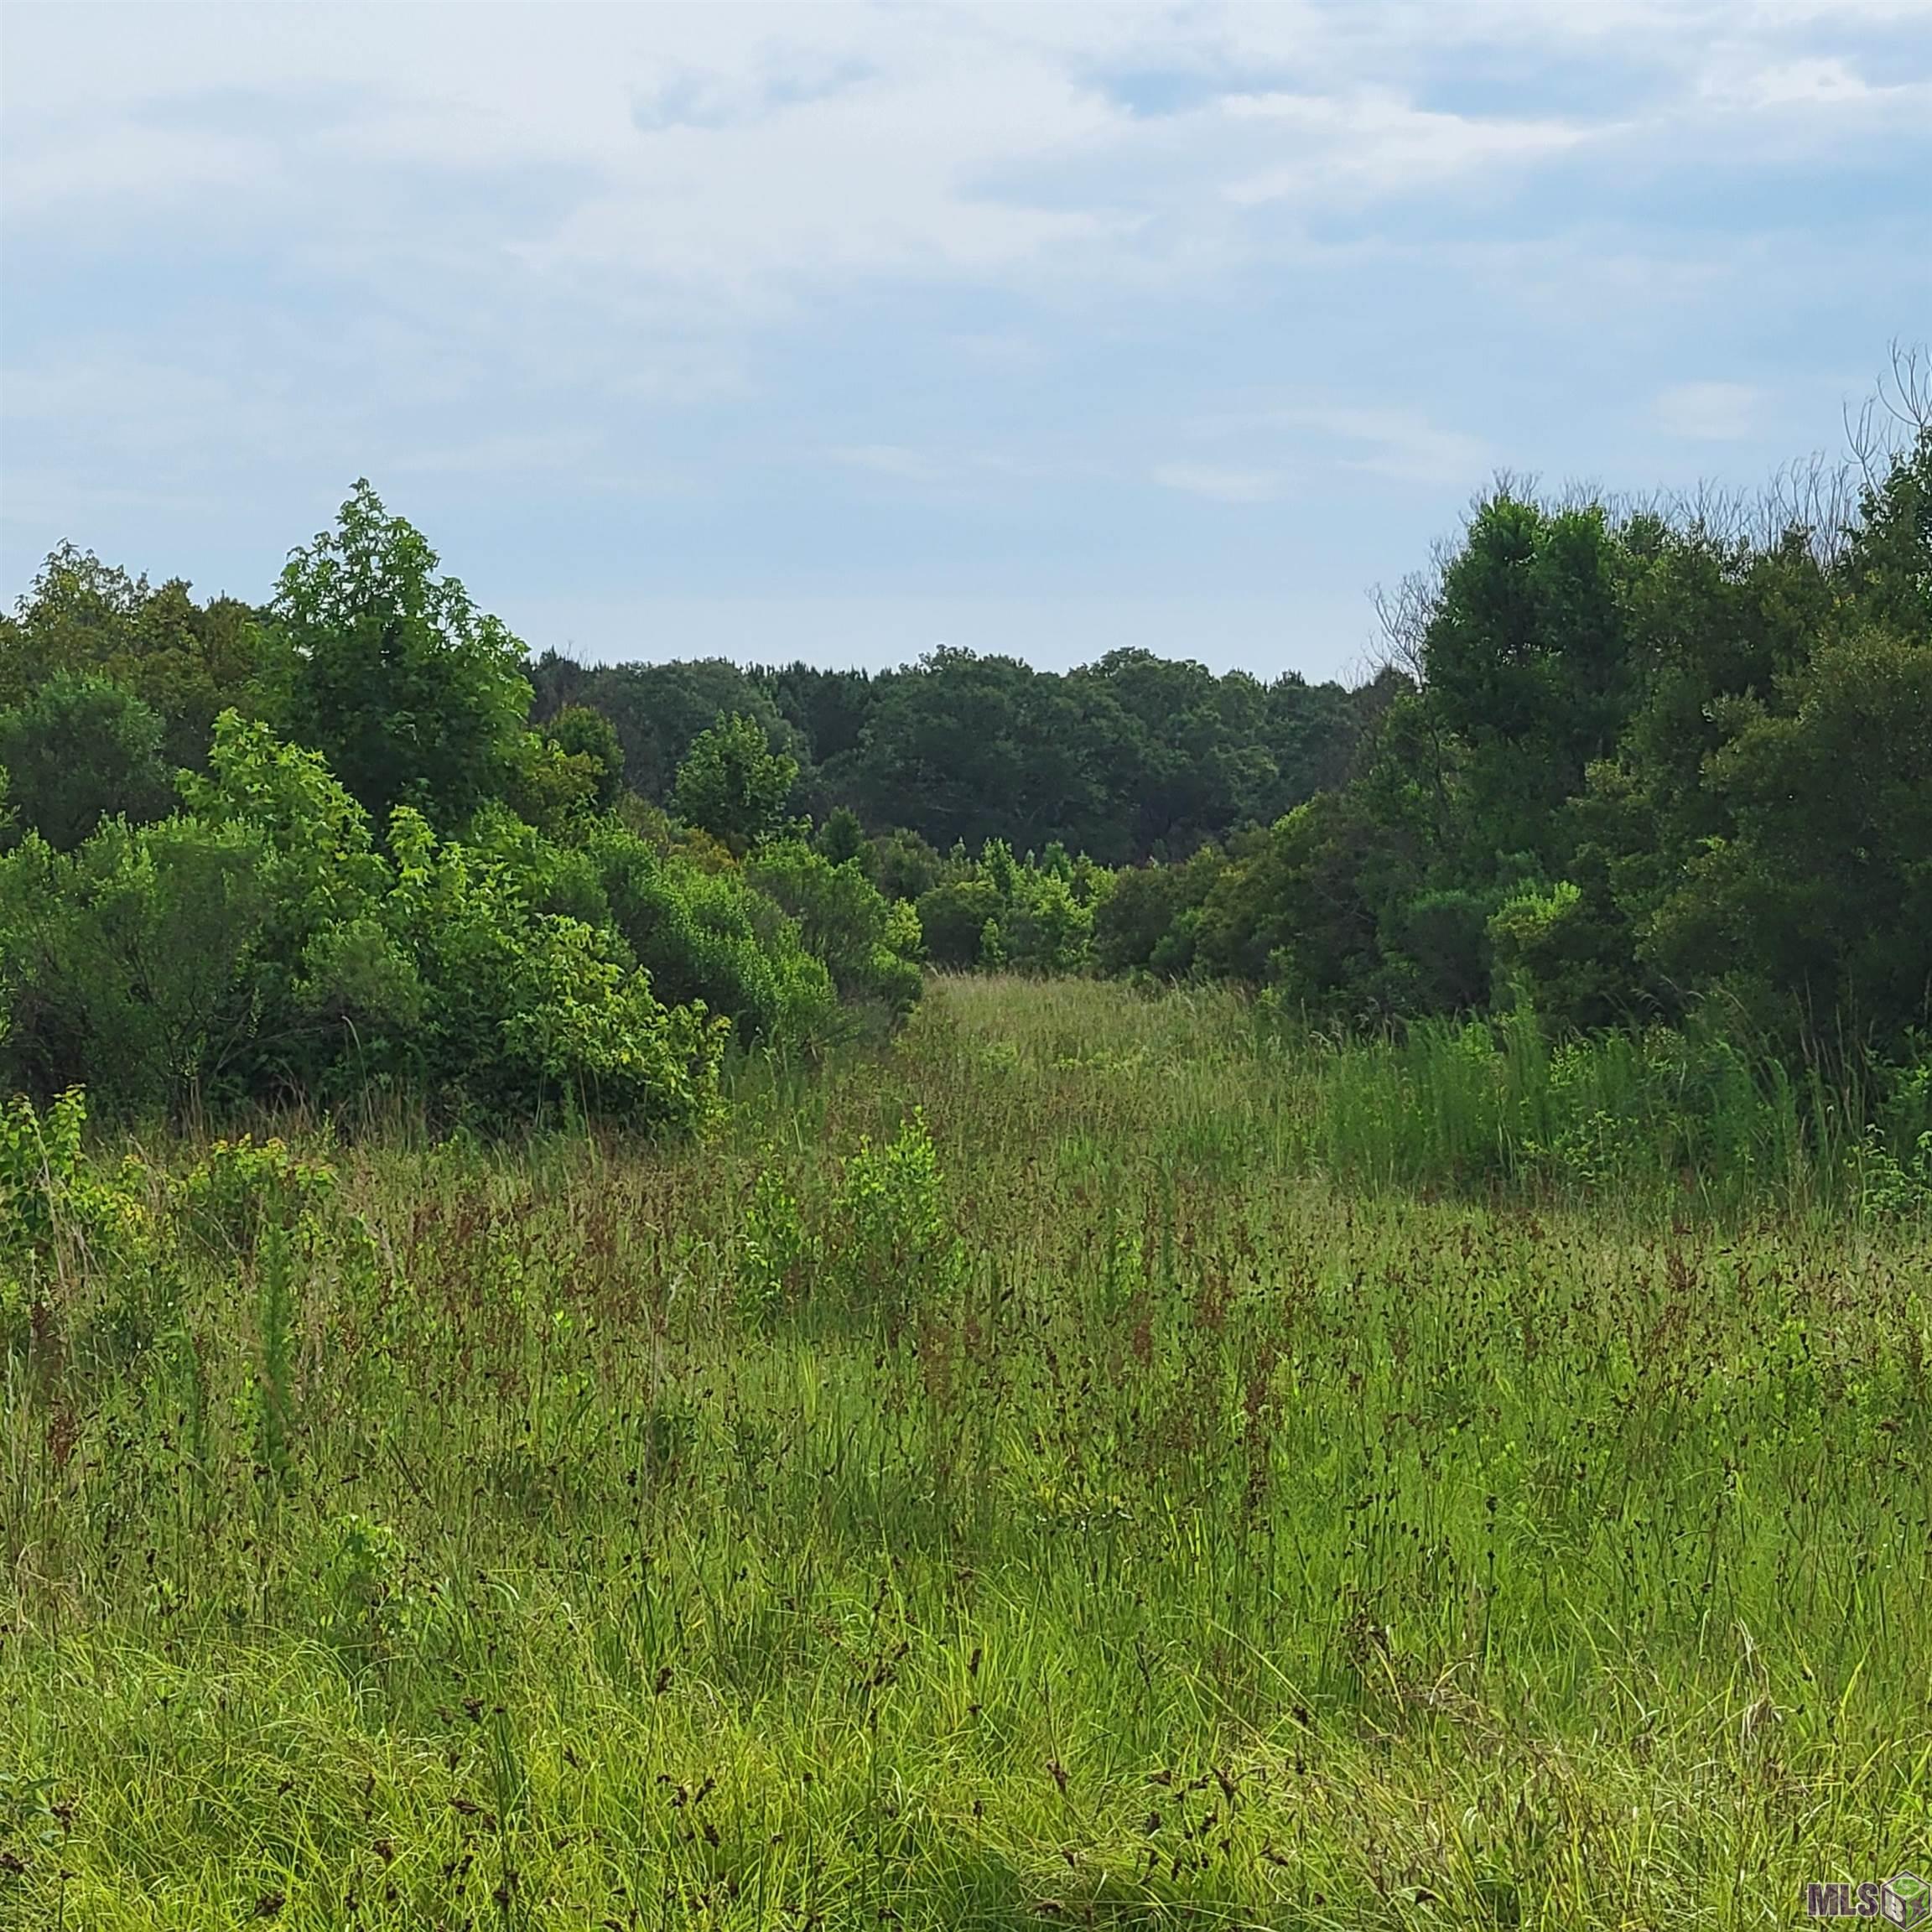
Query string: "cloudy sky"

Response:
xmin=3 ymin=3 xmax=1928 ymax=681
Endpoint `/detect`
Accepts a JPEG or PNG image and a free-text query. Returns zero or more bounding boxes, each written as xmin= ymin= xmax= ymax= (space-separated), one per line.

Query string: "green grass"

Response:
xmin=3 ymin=975 xmax=1930 ymax=1928
xmin=1286 ymin=1004 xmax=1932 ymax=1218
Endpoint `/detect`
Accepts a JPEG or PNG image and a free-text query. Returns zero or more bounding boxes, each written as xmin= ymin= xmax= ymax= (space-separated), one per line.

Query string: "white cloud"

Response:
xmin=1281 ymin=408 xmax=1492 ymax=489
xmin=1653 ymin=381 xmax=1763 ymax=441
xmin=828 ymin=444 xmax=955 ymax=484
xmin=1153 ymin=463 xmax=1280 ymax=503
xmin=0 ymin=2 xmax=1793 ymax=314
xmin=3 ymin=1 xmax=1926 ymax=662
xmin=1221 ymin=89 xmax=1592 ymax=206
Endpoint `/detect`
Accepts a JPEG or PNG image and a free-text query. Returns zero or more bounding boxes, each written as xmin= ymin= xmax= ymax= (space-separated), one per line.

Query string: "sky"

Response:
xmin=2 ymin=3 xmax=1929 ymax=684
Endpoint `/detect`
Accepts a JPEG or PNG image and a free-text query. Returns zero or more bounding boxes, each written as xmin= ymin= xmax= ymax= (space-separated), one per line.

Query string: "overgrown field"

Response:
xmin=4 ymin=977 xmax=1929 ymax=1929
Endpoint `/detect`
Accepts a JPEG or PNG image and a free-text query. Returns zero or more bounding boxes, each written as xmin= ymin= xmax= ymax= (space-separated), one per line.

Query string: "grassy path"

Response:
xmin=3 ymin=978 xmax=1929 ymax=1927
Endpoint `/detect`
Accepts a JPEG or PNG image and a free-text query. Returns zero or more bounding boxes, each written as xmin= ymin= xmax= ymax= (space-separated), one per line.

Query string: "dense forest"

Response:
xmin=527 ymin=645 xmax=1399 ymax=863
xmin=2 ymin=388 xmax=1927 ymax=1137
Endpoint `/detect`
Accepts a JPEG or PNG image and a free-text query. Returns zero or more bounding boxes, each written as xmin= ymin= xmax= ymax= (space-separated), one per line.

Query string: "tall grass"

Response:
xmin=2 ymin=977 xmax=1929 ymax=1927
xmin=1289 ymin=1005 xmax=1932 ymax=1220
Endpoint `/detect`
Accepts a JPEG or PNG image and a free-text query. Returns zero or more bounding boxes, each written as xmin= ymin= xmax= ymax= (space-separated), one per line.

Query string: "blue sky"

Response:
xmin=3 ymin=2 xmax=1928 ymax=683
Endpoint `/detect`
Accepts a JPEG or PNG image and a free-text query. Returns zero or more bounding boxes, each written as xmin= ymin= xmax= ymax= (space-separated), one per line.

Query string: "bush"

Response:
xmin=915 ymin=877 xmax=1005 ymax=970
xmin=1093 ymin=847 xmax=1224 ymax=977
xmin=1195 ymin=794 xmax=1387 ymax=1015
xmin=1004 ymin=870 xmax=1093 ymax=975
xmin=0 ymin=672 xmax=174 ymax=850
xmin=832 ymin=1109 xmax=961 ymax=1323
xmin=382 ymin=810 xmax=726 ymax=1129
xmin=1488 ymin=878 xmax=1629 ymax=1032
xmin=589 ymin=824 xmax=839 ymax=1057
xmin=0 ymin=716 xmax=731 ymax=1129
xmin=1384 ymin=888 xmax=1494 ymax=1015
xmin=747 ymin=840 xmax=922 ymax=1016
xmin=0 ymin=814 xmax=274 ymax=1114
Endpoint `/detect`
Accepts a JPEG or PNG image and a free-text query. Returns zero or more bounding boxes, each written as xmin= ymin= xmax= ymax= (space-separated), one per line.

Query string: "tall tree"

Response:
xmin=1 ymin=543 xmax=281 ymax=769
xmin=274 ymin=481 xmax=532 ymax=831
xmin=673 ymin=713 xmax=798 ymax=854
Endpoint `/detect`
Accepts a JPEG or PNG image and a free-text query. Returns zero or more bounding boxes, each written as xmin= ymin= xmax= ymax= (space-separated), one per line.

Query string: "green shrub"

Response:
xmin=383 ymin=809 xmax=726 ymax=1130
xmin=1004 ymin=870 xmax=1093 ymax=975
xmin=0 ymin=1088 xmax=155 ymax=1351
xmin=831 ymin=1109 xmax=961 ymax=1322
xmin=915 ymin=876 xmax=1004 ymax=969
xmin=173 ymin=1135 xmax=337 ymax=1257
xmin=1093 ymin=857 xmax=1212 ymax=976
xmin=1384 ymin=888 xmax=1493 ymax=1015
xmin=0 ymin=719 xmax=732 ymax=1130
xmin=0 ymin=672 xmax=174 ymax=850
xmin=590 ymin=824 xmax=839 ymax=1056
xmin=0 ymin=814 xmax=273 ymax=1114
xmin=748 ymin=840 xmax=922 ymax=1016
xmin=735 ymin=1161 xmax=814 ymax=1323
xmin=1488 ymin=878 xmax=1629 ymax=1032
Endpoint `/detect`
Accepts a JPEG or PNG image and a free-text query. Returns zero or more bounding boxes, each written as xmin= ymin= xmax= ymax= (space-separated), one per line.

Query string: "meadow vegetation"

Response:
xmin=3 ymin=976 xmax=1929 ymax=1929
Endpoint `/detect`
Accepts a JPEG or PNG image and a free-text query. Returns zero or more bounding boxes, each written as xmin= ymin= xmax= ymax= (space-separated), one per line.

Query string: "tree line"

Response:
xmin=2 ymin=371 xmax=1926 ymax=1130
xmin=527 ymin=644 xmax=1396 ymax=865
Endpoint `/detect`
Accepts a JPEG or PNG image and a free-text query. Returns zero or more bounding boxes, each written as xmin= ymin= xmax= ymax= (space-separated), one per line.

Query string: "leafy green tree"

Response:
xmin=1487 ymin=880 xmax=1628 ymax=1031
xmin=177 ymin=712 xmax=412 ymax=1085
xmin=816 ymin=805 xmax=872 ymax=871
xmin=1093 ymin=846 xmax=1226 ymax=977
xmin=0 ymin=815 xmax=281 ymax=1113
xmin=673 ymin=713 xmax=798 ymax=854
xmin=535 ymin=657 xmax=797 ymax=802
xmin=275 ymin=480 xmax=532 ymax=831
xmin=1382 ymin=888 xmax=1495 ymax=1016
xmin=871 ymin=825 xmax=942 ymax=903
xmin=1420 ymin=497 xmax=1635 ymax=876
xmin=0 ymin=673 xmax=174 ymax=849
xmin=1 ymin=543 xmax=282 ymax=769
xmin=851 ymin=649 xmax=1120 ymax=859
xmin=502 ymin=732 xmax=603 ymax=835
xmin=1838 ymin=421 xmax=1930 ymax=636
xmin=528 ymin=644 xmax=1373 ymax=864
xmin=915 ymin=876 xmax=1005 ymax=970
xmin=0 ymin=711 xmax=750 ymax=1125
xmin=543 ymin=704 xmax=626 ymax=809
xmin=756 ymin=661 xmax=880 ymax=769
xmin=1196 ymin=795 xmax=1394 ymax=1015
xmin=1005 ymin=870 xmax=1093 ymax=976
xmin=1644 ymin=626 xmax=1932 ymax=1045
xmin=1074 ymin=650 xmax=1275 ymax=857
xmin=589 ymin=823 xmax=839 ymax=1053
xmin=382 ymin=808 xmax=724 ymax=1127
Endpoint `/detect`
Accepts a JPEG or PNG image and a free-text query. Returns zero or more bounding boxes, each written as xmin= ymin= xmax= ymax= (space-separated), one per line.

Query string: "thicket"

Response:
xmin=522 ymin=384 xmax=1928 ymax=1058
xmin=0 ymin=490 xmax=919 ymax=1128
xmin=1104 ymin=407 xmax=1929 ymax=1050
